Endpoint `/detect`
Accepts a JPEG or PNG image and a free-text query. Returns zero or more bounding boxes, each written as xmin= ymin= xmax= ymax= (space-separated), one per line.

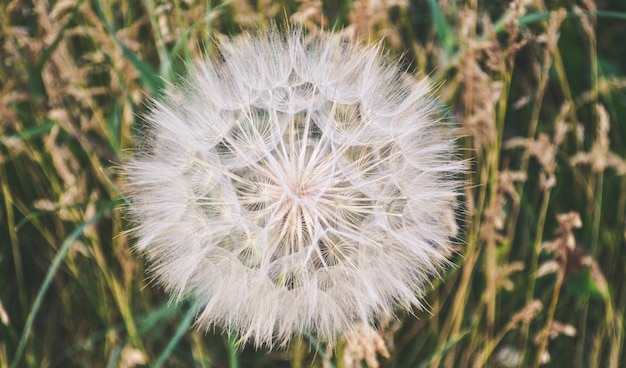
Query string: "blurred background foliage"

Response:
xmin=1 ymin=0 xmax=625 ymax=367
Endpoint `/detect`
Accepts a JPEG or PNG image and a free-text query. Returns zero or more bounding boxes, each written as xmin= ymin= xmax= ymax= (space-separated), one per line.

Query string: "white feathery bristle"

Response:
xmin=123 ymin=26 xmax=465 ymax=349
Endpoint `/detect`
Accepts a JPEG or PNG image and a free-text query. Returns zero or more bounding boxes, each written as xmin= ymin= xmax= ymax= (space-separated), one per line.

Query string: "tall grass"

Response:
xmin=1 ymin=0 xmax=625 ymax=367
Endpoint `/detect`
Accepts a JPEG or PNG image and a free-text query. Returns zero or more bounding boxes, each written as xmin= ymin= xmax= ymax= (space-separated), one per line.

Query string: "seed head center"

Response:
xmin=284 ymin=174 xmax=320 ymax=207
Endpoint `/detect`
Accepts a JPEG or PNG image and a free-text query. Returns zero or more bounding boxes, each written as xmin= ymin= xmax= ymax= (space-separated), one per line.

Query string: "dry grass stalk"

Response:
xmin=342 ymin=323 xmax=390 ymax=368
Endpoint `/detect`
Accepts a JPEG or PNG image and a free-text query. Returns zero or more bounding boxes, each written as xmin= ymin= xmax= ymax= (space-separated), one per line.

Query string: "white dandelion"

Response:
xmin=124 ymin=26 xmax=464 ymax=348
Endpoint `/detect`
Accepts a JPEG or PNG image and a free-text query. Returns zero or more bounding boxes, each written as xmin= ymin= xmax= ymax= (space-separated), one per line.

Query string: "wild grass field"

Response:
xmin=1 ymin=0 xmax=625 ymax=367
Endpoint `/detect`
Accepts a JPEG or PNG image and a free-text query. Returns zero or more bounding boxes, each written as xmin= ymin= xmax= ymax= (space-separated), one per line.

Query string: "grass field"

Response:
xmin=1 ymin=0 xmax=626 ymax=367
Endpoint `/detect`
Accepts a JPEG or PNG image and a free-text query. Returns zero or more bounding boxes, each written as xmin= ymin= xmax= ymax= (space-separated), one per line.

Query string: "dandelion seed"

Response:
xmin=123 ymin=26 xmax=465 ymax=348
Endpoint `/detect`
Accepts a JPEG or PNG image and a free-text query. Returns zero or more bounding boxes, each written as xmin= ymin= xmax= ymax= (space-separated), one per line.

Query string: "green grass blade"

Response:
xmin=1 ymin=121 xmax=54 ymax=143
xmin=227 ymin=334 xmax=239 ymax=368
xmin=427 ymin=0 xmax=456 ymax=57
xmin=141 ymin=0 xmax=173 ymax=82
xmin=493 ymin=10 xmax=626 ymax=35
xmin=92 ymin=0 xmax=164 ymax=94
xmin=9 ymin=201 xmax=116 ymax=368
xmin=306 ymin=334 xmax=335 ymax=368
xmin=152 ymin=305 xmax=196 ymax=367
xmin=415 ymin=329 xmax=470 ymax=368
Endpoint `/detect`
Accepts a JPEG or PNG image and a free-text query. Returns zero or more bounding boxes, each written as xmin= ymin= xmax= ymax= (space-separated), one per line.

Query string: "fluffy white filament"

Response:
xmin=124 ymin=27 xmax=464 ymax=348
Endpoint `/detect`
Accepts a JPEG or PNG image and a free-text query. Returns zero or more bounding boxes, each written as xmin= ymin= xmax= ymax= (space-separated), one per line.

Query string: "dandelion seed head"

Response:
xmin=124 ymin=26 xmax=465 ymax=348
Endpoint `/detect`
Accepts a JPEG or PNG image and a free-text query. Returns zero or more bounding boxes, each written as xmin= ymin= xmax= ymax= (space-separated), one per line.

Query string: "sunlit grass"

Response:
xmin=1 ymin=0 xmax=625 ymax=367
